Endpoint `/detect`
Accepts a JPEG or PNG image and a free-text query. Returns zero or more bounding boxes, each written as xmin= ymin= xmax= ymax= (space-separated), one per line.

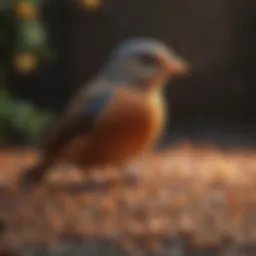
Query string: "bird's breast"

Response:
xmin=80 ymin=88 xmax=166 ymax=166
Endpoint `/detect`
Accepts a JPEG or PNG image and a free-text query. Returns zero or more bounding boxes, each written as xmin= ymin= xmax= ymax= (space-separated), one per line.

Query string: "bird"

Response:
xmin=19 ymin=38 xmax=189 ymax=189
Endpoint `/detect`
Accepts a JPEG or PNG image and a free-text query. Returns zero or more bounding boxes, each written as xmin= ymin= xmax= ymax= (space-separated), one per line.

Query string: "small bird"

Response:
xmin=20 ymin=38 xmax=189 ymax=189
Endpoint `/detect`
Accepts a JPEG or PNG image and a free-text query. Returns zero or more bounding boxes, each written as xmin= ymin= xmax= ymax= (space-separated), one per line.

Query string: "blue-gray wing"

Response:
xmin=42 ymin=83 xmax=113 ymax=156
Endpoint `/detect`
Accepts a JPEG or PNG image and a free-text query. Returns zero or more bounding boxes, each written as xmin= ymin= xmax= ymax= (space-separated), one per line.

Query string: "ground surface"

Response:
xmin=0 ymin=144 xmax=256 ymax=255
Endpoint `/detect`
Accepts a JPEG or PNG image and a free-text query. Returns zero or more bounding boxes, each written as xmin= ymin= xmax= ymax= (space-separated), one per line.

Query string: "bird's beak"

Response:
xmin=166 ymin=57 xmax=190 ymax=77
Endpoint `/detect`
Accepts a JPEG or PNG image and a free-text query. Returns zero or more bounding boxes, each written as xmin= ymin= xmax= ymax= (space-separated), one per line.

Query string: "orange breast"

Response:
xmin=79 ymin=88 xmax=165 ymax=166
xmin=61 ymin=87 xmax=165 ymax=168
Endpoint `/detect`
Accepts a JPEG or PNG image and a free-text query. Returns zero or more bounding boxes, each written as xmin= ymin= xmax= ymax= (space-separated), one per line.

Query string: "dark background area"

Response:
xmin=8 ymin=0 xmax=256 ymax=147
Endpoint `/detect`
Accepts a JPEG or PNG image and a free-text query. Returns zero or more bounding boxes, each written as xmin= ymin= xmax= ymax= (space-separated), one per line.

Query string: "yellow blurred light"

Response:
xmin=15 ymin=1 xmax=37 ymax=20
xmin=80 ymin=0 xmax=101 ymax=10
xmin=14 ymin=53 xmax=38 ymax=74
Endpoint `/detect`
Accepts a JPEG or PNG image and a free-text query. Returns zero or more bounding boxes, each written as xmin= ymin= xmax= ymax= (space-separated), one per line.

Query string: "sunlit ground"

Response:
xmin=0 ymin=143 xmax=256 ymax=250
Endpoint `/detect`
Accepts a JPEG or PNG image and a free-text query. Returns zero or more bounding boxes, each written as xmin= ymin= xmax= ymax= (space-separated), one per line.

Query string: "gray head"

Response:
xmin=104 ymin=38 xmax=189 ymax=89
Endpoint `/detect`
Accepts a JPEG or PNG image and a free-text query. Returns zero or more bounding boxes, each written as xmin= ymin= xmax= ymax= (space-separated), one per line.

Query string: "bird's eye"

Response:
xmin=136 ymin=53 xmax=158 ymax=66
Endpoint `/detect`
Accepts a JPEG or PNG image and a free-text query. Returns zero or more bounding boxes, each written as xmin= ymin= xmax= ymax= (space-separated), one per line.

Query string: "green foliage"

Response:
xmin=0 ymin=0 xmax=14 ymax=12
xmin=0 ymin=1 xmax=104 ymax=145
xmin=17 ymin=20 xmax=46 ymax=52
xmin=0 ymin=1 xmax=55 ymax=145
xmin=0 ymin=89 xmax=56 ymax=145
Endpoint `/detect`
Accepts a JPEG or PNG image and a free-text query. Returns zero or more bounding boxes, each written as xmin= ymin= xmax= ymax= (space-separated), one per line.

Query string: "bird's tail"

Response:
xmin=19 ymin=157 xmax=53 ymax=190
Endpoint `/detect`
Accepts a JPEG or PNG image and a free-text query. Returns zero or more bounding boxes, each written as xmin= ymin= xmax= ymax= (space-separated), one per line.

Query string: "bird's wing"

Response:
xmin=42 ymin=82 xmax=114 ymax=157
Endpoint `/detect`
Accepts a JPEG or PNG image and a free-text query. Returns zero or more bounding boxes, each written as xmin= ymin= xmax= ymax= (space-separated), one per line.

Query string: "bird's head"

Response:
xmin=105 ymin=38 xmax=189 ymax=90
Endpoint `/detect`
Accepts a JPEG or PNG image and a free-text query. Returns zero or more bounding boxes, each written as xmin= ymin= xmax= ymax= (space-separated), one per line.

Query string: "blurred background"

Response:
xmin=1 ymin=2 xmax=256 ymax=254
xmin=1 ymin=0 xmax=256 ymax=148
